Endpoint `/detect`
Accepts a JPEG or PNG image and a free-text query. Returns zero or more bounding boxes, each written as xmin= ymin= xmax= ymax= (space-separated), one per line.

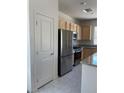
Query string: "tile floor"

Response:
xmin=81 ymin=64 xmax=97 ymax=93
xmin=36 ymin=64 xmax=82 ymax=93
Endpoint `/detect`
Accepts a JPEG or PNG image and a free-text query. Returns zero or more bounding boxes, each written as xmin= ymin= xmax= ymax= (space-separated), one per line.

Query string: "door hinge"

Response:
xmin=36 ymin=20 xmax=38 ymax=25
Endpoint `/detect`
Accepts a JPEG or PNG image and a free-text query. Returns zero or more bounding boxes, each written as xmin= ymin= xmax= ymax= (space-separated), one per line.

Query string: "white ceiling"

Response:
xmin=59 ymin=0 xmax=97 ymax=19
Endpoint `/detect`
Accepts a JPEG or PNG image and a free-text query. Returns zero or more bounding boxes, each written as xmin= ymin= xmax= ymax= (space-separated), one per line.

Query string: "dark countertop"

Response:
xmin=78 ymin=44 xmax=97 ymax=48
xmin=76 ymin=40 xmax=97 ymax=48
xmin=83 ymin=63 xmax=97 ymax=67
xmin=82 ymin=52 xmax=97 ymax=67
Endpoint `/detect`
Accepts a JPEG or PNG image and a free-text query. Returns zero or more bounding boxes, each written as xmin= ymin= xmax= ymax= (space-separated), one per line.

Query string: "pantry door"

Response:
xmin=35 ymin=12 xmax=54 ymax=88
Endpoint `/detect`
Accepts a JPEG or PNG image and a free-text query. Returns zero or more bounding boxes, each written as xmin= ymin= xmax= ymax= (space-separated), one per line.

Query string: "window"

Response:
xmin=93 ymin=26 xmax=97 ymax=45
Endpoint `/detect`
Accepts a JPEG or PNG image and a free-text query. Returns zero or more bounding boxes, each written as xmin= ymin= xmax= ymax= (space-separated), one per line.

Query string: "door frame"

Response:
xmin=34 ymin=11 xmax=54 ymax=87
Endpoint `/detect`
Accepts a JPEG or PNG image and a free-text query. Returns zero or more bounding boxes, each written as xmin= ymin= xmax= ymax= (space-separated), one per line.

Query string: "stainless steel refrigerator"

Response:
xmin=58 ymin=29 xmax=74 ymax=76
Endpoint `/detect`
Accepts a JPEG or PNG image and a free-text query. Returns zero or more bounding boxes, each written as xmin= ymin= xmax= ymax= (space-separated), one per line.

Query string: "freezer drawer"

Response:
xmin=58 ymin=54 xmax=74 ymax=76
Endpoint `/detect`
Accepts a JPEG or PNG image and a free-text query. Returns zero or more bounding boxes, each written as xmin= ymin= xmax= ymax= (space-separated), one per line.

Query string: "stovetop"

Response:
xmin=73 ymin=46 xmax=81 ymax=49
xmin=73 ymin=46 xmax=82 ymax=53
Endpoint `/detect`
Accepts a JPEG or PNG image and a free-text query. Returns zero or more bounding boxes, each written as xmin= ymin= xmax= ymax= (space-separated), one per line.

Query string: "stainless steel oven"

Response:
xmin=73 ymin=47 xmax=82 ymax=66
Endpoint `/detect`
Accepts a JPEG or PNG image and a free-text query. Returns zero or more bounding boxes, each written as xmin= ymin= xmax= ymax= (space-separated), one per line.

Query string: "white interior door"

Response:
xmin=35 ymin=12 xmax=54 ymax=89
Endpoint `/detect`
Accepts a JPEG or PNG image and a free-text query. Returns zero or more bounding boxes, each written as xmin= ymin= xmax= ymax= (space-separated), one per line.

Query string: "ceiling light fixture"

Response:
xmin=80 ymin=1 xmax=87 ymax=5
xmin=83 ymin=8 xmax=94 ymax=14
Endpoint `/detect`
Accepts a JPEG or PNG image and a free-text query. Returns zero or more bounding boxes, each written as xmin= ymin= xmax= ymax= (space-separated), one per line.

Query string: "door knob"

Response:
xmin=50 ymin=53 xmax=54 ymax=55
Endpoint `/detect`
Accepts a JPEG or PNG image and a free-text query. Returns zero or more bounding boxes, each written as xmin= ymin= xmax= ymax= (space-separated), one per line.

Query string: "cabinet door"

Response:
xmin=70 ymin=22 xmax=74 ymax=31
xmin=83 ymin=48 xmax=97 ymax=59
xmin=77 ymin=30 xmax=81 ymax=40
xmin=83 ymin=48 xmax=91 ymax=59
xmin=91 ymin=48 xmax=97 ymax=55
xmin=76 ymin=25 xmax=82 ymax=40
xmin=59 ymin=19 xmax=65 ymax=29
xmin=82 ymin=25 xmax=91 ymax=40
xmin=73 ymin=24 xmax=77 ymax=32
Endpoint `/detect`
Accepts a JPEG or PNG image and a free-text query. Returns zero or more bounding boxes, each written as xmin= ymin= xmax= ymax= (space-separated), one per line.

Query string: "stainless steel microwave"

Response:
xmin=73 ymin=32 xmax=77 ymax=40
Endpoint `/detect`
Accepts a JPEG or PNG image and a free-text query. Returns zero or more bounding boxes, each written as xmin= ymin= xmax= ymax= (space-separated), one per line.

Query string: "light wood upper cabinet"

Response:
xmin=70 ymin=22 xmax=74 ymax=31
xmin=76 ymin=25 xmax=82 ymax=40
xmin=73 ymin=24 xmax=77 ymax=32
xmin=70 ymin=22 xmax=77 ymax=32
xmin=59 ymin=21 xmax=92 ymax=41
xmin=65 ymin=21 xmax=70 ymax=30
xmin=58 ymin=18 xmax=80 ymax=32
xmin=76 ymin=24 xmax=91 ymax=40
xmin=82 ymin=24 xmax=91 ymax=40
xmin=59 ymin=19 xmax=65 ymax=30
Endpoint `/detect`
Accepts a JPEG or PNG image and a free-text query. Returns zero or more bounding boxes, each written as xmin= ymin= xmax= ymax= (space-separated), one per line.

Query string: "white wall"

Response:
xmin=28 ymin=0 xmax=58 ymax=93
xmin=59 ymin=11 xmax=80 ymax=24
xmin=81 ymin=64 xmax=97 ymax=93
xmin=27 ymin=19 xmax=31 ymax=93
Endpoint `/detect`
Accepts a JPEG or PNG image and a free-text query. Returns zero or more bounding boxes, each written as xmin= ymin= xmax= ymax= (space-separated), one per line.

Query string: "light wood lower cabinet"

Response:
xmin=81 ymin=50 xmax=84 ymax=61
xmin=81 ymin=47 xmax=97 ymax=60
